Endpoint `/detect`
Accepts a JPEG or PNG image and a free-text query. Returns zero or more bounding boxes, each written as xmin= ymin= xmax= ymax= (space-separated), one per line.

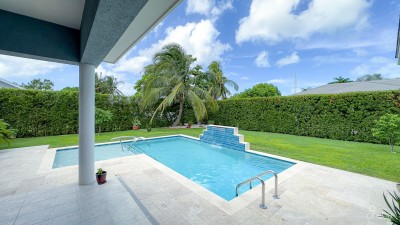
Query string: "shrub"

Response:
xmin=95 ymin=108 xmax=113 ymax=134
xmin=0 ymin=119 xmax=15 ymax=145
xmin=210 ymin=91 xmax=400 ymax=143
xmin=372 ymin=114 xmax=400 ymax=152
xmin=0 ymin=89 xmax=172 ymax=137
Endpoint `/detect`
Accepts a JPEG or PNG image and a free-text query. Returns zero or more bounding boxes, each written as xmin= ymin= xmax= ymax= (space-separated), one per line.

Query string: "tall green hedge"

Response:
xmin=0 ymin=89 xmax=171 ymax=137
xmin=210 ymin=91 xmax=400 ymax=143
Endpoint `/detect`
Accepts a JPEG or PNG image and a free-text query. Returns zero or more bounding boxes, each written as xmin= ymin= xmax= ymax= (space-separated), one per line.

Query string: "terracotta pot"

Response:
xmin=96 ymin=171 xmax=107 ymax=184
xmin=186 ymin=125 xmax=191 ymax=128
xmin=132 ymin=125 xmax=139 ymax=130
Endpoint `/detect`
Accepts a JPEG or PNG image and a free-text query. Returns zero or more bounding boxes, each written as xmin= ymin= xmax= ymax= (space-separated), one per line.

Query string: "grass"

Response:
xmin=0 ymin=128 xmax=203 ymax=150
xmin=1 ymin=128 xmax=398 ymax=182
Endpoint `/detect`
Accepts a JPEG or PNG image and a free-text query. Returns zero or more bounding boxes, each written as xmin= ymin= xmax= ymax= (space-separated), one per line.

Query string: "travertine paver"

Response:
xmin=0 ymin=145 xmax=397 ymax=225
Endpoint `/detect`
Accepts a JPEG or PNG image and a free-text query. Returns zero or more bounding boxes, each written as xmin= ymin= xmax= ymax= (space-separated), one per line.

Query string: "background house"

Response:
xmin=0 ymin=78 xmax=23 ymax=89
xmin=293 ymin=78 xmax=400 ymax=95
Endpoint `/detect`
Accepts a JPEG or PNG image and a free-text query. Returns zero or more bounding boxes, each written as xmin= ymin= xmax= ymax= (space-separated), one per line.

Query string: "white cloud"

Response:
xmin=112 ymin=20 xmax=231 ymax=75
xmin=241 ymin=76 xmax=249 ymax=80
xmin=236 ymin=0 xmax=371 ymax=44
xmin=96 ymin=20 xmax=231 ymax=95
xmin=353 ymin=49 xmax=368 ymax=57
xmin=186 ymin=0 xmax=213 ymax=15
xmin=312 ymin=53 xmax=361 ymax=66
xmin=186 ymin=0 xmax=233 ymax=21
xmin=296 ymin=28 xmax=395 ymax=54
xmin=254 ymin=51 xmax=270 ymax=68
xmin=350 ymin=56 xmax=400 ymax=78
xmin=113 ymin=56 xmax=151 ymax=75
xmin=267 ymin=79 xmax=288 ymax=84
xmin=276 ymin=52 xmax=300 ymax=67
xmin=0 ymin=55 xmax=64 ymax=78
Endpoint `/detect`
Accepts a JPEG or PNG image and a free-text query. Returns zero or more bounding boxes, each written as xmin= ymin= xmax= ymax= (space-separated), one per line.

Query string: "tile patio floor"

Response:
xmin=0 ymin=145 xmax=397 ymax=225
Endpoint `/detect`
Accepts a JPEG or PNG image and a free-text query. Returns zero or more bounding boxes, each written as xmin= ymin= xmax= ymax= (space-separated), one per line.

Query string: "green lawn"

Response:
xmin=1 ymin=128 xmax=398 ymax=182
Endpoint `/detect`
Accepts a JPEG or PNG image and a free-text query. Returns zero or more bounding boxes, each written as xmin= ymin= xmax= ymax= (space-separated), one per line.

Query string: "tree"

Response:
xmin=134 ymin=65 xmax=157 ymax=98
xmin=356 ymin=74 xmax=383 ymax=82
xmin=21 ymin=78 xmax=54 ymax=90
xmin=0 ymin=119 xmax=15 ymax=145
xmin=61 ymin=87 xmax=79 ymax=92
xmin=206 ymin=61 xmax=239 ymax=99
xmin=95 ymin=73 xmax=124 ymax=96
xmin=232 ymin=83 xmax=281 ymax=98
xmin=329 ymin=76 xmax=352 ymax=84
xmin=95 ymin=108 xmax=113 ymax=135
xmin=141 ymin=43 xmax=218 ymax=126
xmin=372 ymin=113 xmax=400 ymax=153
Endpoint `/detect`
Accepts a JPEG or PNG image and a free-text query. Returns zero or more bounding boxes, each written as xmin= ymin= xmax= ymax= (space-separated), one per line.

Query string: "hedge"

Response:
xmin=0 ymin=89 xmax=172 ymax=137
xmin=2 ymin=88 xmax=400 ymax=143
xmin=210 ymin=91 xmax=400 ymax=143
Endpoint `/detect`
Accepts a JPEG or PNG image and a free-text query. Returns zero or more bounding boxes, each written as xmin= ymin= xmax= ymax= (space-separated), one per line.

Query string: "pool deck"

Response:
xmin=0 ymin=145 xmax=397 ymax=225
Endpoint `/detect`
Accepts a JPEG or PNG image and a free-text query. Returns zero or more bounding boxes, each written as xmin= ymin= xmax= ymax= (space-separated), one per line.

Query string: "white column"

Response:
xmin=79 ymin=63 xmax=95 ymax=185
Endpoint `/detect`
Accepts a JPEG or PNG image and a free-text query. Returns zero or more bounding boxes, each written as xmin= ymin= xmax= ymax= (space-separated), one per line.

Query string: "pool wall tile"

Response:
xmin=199 ymin=125 xmax=250 ymax=151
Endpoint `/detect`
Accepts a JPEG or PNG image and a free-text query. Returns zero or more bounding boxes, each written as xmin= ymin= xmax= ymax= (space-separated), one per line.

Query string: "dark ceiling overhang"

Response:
xmin=0 ymin=0 xmax=182 ymax=67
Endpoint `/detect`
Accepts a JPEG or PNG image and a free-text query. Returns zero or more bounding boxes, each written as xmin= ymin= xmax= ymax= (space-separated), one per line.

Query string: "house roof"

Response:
xmin=0 ymin=78 xmax=24 ymax=89
xmin=293 ymin=79 xmax=400 ymax=95
xmin=0 ymin=0 xmax=182 ymax=66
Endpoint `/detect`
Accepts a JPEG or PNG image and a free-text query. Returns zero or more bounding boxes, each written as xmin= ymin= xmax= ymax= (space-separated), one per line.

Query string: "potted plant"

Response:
xmin=187 ymin=121 xmax=193 ymax=128
xmin=96 ymin=168 xmax=107 ymax=184
xmin=381 ymin=191 xmax=400 ymax=225
xmin=131 ymin=117 xmax=141 ymax=130
xmin=208 ymin=120 xmax=215 ymax=125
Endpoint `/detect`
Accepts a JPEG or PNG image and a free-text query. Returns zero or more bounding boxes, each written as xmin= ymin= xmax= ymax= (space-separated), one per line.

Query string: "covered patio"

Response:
xmin=0 ymin=0 xmax=181 ymax=185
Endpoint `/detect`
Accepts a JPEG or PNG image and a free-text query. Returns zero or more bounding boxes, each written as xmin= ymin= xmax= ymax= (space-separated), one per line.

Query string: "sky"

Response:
xmin=0 ymin=0 xmax=399 ymax=96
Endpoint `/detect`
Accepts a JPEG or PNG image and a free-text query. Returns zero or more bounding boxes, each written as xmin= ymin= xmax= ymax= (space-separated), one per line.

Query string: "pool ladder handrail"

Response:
xmin=110 ymin=136 xmax=146 ymax=152
xmin=235 ymin=170 xmax=279 ymax=209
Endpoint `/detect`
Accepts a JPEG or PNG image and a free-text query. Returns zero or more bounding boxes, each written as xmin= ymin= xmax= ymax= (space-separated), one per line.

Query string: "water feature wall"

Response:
xmin=199 ymin=125 xmax=250 ymax=151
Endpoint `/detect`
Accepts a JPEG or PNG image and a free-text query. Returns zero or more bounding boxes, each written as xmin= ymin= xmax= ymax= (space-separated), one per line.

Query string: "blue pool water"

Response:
xmin=53 ymin=136 xmax=294 ymax=200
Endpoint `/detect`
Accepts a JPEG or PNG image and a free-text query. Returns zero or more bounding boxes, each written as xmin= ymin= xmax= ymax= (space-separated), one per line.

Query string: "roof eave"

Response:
xmin=103 ymin=0 xmax=183 ymax=64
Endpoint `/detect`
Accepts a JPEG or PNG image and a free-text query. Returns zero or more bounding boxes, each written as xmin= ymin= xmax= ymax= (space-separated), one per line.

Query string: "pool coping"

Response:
xmin=39 ymin=134 xmax=303 ymax=215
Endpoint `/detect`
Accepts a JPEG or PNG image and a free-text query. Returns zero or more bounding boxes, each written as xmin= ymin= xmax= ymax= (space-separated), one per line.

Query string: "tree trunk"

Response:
xmin=172 ymin=100 xmax=184 ymax=127
xmin=389 ymin=139 xmax=394 ymax=153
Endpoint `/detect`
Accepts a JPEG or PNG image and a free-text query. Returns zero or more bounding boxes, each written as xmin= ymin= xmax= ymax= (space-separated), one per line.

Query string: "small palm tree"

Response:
xmin=141 ymin=43 xmax=218 ymax=126
xmin=206 ymin=61 xmax=238 ymax=99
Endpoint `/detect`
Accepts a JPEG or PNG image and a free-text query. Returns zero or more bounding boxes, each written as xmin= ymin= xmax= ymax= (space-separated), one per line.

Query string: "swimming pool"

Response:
xmin=53 ymin=136 xmax=294 ymax=200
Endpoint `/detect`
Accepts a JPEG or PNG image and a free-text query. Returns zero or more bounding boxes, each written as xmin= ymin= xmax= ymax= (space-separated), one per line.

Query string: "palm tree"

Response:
xmin=206 ymin=61 xmax=238 ymax=99
xmin=330 ymin=76 xmax=353 ymax=84
xmin=141 ymin=43 xmax=218 ymax=126
xmin=95 ymin=73 xmax=124 ymax=96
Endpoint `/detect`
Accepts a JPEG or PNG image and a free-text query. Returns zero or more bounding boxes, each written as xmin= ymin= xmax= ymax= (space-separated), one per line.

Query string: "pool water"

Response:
xmin=53 ymin=136 xmax=294 ymax=200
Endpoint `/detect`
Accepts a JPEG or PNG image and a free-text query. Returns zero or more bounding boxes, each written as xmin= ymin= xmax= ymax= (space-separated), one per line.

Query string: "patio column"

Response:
xmin=79 ymin=63 xmax=95 ymax=185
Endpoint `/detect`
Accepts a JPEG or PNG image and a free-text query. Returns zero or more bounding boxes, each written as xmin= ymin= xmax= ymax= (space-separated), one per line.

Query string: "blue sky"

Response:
xmin=0 ymin=0 xmax=399 ymax=96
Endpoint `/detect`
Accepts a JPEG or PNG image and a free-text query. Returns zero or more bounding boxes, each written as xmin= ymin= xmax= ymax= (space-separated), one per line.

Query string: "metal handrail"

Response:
xmin=235 ymin=170 xmax=279 ymax=209
xmin=111 ymin=136 xmax=146 ymax=151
